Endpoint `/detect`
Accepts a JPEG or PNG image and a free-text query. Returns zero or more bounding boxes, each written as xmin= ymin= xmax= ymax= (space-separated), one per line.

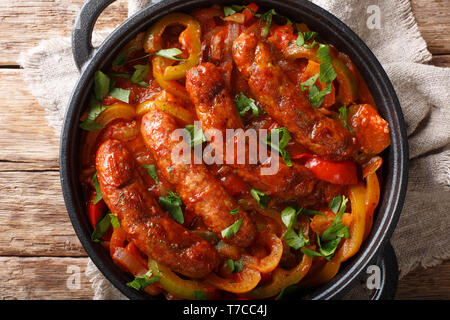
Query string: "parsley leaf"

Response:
xmin=155 ymin=48 xmax=185 ymax=61
xmin=230 ymin=208 xmax=239 ymax=215
xmin=185 ymin=124 xmax=206 ymax=147
xmin=317 ymin=44 xmax=337 ymax=83
xmin=339 ymin=106 xmax=354 ymax=134
xmin=142 ymin=164 xmax=159 ymax=185
xmin=80 ymin=95 xmax=108 ymax=131
xmin=300 ymin=74 xmax=320 ymax=92
xmin=308 ymin=83 xmax=332 ymax=108
xmin=109 ymin=87 xmax=131 ymax=103
xmin=194 ymin=290 xmax=207 ymax=300
xmin=91 ymin=211 xmax=111 ymax=243
xmin=94 ymin=71 xmax=111 ymax=101
xmin=303 ymin=31 xmax=318 ymax=42
xmin=91 ymin=172 xmax=103 ymax=204
xmin=250 ymin=189 xmax=269 ymax=208
xmin=302 ymin=209 xmax=325 ymax=217
xmin=235 ymin=92 xmax=260 ymax=117
xmin=281 ymin=206 xmax=301 ymax=229
xmin=296 ymin=31 xmax=319 ymax=47
xmin=284 ymin=229 xmax=309 ymax=250
xmin=130 ymin=64 xmax=150 ymax=87
xmin=257 ymin=9 xmax=292 ymax=37
xmin=159 ymin=191 xmax=184 ymax=224
xmin=266 ymin=127 xmax=292 ymax=166
xmin=108 ymin=214 xmax=121 ymax=228
xmin=226 ymin=259 xmax=243 ymax=273
xmin=126 ymin=271 xmax=160 ymax=291
xmin=112 ymin=46 xmax=136 ymax=67
xmin=221 ymin=218 xmax=243 ymax=239
xmin=302 ymin=195 xmax=350 ymax=260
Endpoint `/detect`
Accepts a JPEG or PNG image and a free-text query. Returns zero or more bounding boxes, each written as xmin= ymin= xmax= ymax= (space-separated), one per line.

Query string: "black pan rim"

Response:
xmin=60 ymin=0 xmax=409 ymax=300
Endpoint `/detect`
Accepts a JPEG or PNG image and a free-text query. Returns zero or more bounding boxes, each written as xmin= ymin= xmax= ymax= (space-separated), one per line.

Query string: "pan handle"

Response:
xmin=370 ymin=241 xmax=399 ymax=300
xmin=72 ymin=0 xmax=116 ymax=70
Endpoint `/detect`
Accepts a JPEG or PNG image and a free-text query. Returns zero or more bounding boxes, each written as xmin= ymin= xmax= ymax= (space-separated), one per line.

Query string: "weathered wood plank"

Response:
xmin=0 ymin=0 xmax=128 ymax=65
xmin=0 ymin=69 xmax=59 ymax=163
xmin=397 ymin=261 xmax=450 ymax=300
xmin=410 ymin=0 xmax=450 ymax=55
xmin=0 ymin=0 xmax=448 ymax=66
xmin=0 ymin=257 xmax=93 ymax=299
xmin=0 ymin=171 xmax=86 ymax=257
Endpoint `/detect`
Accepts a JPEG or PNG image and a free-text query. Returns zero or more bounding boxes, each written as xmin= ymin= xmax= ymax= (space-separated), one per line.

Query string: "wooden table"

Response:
xmin=0 ymin=0 xmax=448 ymax=300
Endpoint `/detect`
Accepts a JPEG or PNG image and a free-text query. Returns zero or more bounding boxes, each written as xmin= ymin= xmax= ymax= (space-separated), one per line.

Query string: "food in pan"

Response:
xmin=79 ymin=3 xmax=390 ymax=299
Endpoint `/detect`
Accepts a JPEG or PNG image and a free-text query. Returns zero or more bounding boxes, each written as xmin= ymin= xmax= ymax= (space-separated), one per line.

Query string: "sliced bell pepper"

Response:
xmin=144 ymin=13 xmax=201 ymax=81
xmin=305 ymin=156 xmax=358 ymax=185
xmin=148 ymin=259 xmax=216 ymax=299
xmin=87 ymin=191 xmax=106 ymax=228
xmin=206 ymin=265 xmax=261 ymax=294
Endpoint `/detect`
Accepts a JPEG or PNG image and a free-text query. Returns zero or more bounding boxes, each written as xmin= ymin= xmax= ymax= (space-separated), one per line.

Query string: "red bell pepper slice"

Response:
xmin=305 ymin=156 xmax=358 ymax=185
xmin=87 ymin=191 xmax=106 ymax=228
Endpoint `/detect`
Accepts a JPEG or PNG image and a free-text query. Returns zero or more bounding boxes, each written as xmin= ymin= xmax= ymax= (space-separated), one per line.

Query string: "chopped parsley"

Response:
xmin=130 ymin=64 xmax=150 ymax=87
xmin=155 ymin=48 xmax=185 ymax=61
xmin=301 ymin=195 xmax=350 ymax=260
xmin=109 ymin=87 xmax=131 ymax=104
xmin=91 ymin=172 xmax=103 ymax=204
xmin=126 ymin=271 xmax=160 ymax=291
xmin=185 ymin=124 xmax=206 ymax=147
xmin=230 ymin=208 xmax=239 ymax=215
xmin=339 ymin=105 xmax=354 ymax=134
xmin=91 ymin=211 xmax=111 ymax=243
xmin=235 ymin=92 xmax=260 ymax=117
xmin=142 ymin=164 xmax=159 ymax=185
xmin=226 ymin=259 xmax=243 ymax=273
xmin=250 ymin=189 xmax=269 ymax=209
xmin=256 ymin=9 xmax=292 ymax=37
xmin=112 ymin=46 xmax=136 ymax=67
xmin=266 ymin=127 xmax=292 ymax=166
xmin=159 ymin=191 xmax=184 ymax=224
xmin=221 ymin=218 xmax=243 ymax=239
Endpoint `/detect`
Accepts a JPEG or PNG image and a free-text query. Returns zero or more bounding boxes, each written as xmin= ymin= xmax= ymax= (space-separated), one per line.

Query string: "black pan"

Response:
xmin=60 ymin=0 xmax=409 ymax=300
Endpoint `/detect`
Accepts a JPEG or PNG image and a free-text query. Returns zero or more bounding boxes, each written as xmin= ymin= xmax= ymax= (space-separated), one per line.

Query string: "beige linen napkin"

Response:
xmin=19 ymin=0 xmax=450 ymax=299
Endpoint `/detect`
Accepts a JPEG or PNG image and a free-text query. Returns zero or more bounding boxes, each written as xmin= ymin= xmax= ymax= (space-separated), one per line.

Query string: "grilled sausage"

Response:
xmin=232 ymin=33 xmax=357 ymax=161
xmin=96 ymin=139 xmax=219 ymax=278
xmin=141 ymin=110 xmax=256 ymax=247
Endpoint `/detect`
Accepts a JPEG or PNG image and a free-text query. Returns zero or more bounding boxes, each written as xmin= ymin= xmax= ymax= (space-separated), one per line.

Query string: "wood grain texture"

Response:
xmin=410 ymin=0 xmax=450 ymax=55
xmin=0 ymin=171 xmax=85 ymax=257
xmin=0 ymin=69 xmax=59 ymax=163
xmin=0 ymin=0 xmax=128 ymax=65
xmin=0 ymin=0 xmax=448 ymax=65
xmin=0 ymin=257 xmax=93 ymax=299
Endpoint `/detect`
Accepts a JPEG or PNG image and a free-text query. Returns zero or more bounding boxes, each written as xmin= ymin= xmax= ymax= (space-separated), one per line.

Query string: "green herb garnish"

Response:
xmin=142 ymin=164 xmax=159 ymax=185
xmin=250 ymin=189 xmax=269 ymax=208
xmin=185 ymin=124 xmax=206 ymax=147
xmin=130 ymin=64 xmax=150 ymax=87
xmin=109 ymin=87 xmax=131 ymax=103
xmin=126 ymin=271 xmax=160 ymax=291
xmin=159 ymin=191 xmax=184 ymax=224
xmin=91 ymin=172 xmax=103 ymax=204
xmin=339 ymin=106 xmax=354 ymax=134
xmin=235 ymin=92 xmax=260 ymax=117
xmin=155 ymin=48 xmax=185 ymax=61
xmin=266 ymin=127 xmax=292 ymax=166
xmin=221 ymin=218 xmax=243 ymax=239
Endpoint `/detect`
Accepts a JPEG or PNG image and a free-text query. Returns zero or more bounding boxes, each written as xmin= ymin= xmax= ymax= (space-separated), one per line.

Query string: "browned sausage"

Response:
xmin=96 ymin=139 xmax=219 ymax=278
xmin=141 ymin=110 xmax=256 ymax=247
xmin=186 ymin=62 xmax=329 ymax=203
xmin=233 ymin=33 xmax=357 ymax=161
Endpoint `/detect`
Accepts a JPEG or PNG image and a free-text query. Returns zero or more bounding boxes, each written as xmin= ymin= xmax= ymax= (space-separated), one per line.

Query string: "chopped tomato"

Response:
xmin=305 ymin=156 xmax=358 ymax=185
xmin=268 ymin=24 xmax=296 ymax=51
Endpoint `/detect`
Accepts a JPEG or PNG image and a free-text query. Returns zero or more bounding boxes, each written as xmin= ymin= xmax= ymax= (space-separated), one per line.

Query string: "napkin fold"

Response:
xmin=19 ymin=0 xmax=450 ymax=299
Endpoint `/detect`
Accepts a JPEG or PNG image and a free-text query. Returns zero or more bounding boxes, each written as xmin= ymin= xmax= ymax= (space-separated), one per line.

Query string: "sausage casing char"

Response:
xmin=232 ymin=33 xmax=357 ymax=161
xmin=141 ymin=109 xmax=257 ymax=247
xmin=96 ymin=139 xmax=219 ymax=278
